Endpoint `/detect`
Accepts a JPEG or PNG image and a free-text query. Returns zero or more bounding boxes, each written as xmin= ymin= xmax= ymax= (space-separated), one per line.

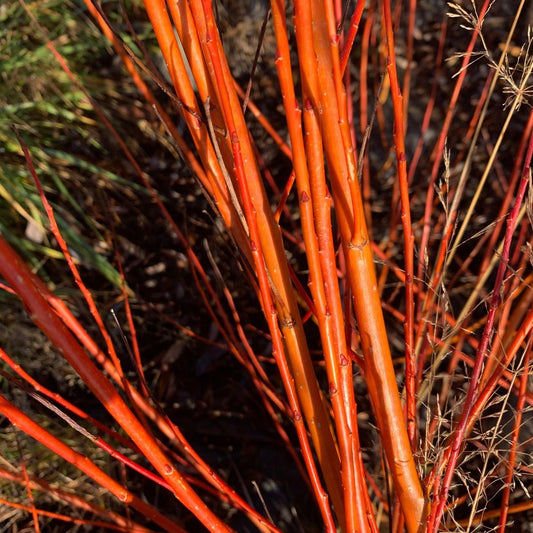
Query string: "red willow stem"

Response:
xmin=339 ymin=0 xmax=366 ymax=76
xmin=16 ymin=436 xmax=40 ymax=533
xmin=469 ymin=306 xmax=533 ymax=439
xmin=482 ymin=250 xmax=528 ymax=384
xmin=4 ymin=373 xmax=174 ymax=492
xmin=414 ymin=67 xmax=495 ymax=319
xmin=382 ymin=0 xmax=416 ymax=449
xmin=199 ymin=250 xmax=309 ymax=485
xmin=401 ymin=0 xmax=416 ymax=122
xmin=11 ymin=0 xmax=532 ymax=530
xmin=428 ymin=120 xmax=533 ymax=533
xmin=478 ymin=108 xmax=533 ymax=274
xmin=113 ymin=249 xmax=150 ymax=398
xmin=459 ymin=498 xmax=533 ymax=529
xmin=0 ymin=348 xmax=143 ymax=456
xmin=15 ymin=131 xmax=125 ymax=381
xmin=407 ymin=16 xmax=447 ymax=185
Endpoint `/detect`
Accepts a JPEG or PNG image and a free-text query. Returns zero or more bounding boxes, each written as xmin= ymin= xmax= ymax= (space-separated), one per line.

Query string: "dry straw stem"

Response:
xmin=415 ymin=0 xmax=527 ymax=368
xmin=424 ymin=7 xmax=533 ymax=529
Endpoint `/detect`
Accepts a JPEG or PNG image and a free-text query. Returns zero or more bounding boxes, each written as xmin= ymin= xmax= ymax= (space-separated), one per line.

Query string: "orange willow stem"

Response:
xmin=16 ymin=120 xmax=280 ymax=529
xmin=292 ymin=0 xmax=425 ymax=531
xmin=0 ymin=236 xmax=232 ymax=533
xmin=304 ymin=98 xmax=370 ymax=532
xmin=44 ymin=9 xmax=284 ymax=528
xmin=141 ymin=0 xmax=341 ymax=525
xmin=0 ymin=394 xmax=184 ymax=533
xmin=292 ymin=0 xmax=370 ymax=529
xmin=82 ymin=0 xmax=209 ymax=188
xmin=6 ymin=225 xmax=277 ymax=531
xmin=269 ymin=0 xmax=349 ymax=525
xmin=184 ymin=1 xmax=338 ymax=527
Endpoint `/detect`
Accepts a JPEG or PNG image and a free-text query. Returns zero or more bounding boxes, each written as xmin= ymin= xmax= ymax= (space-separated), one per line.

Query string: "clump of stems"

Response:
xmin=1 ymin=0 xmax=533 ymax=532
